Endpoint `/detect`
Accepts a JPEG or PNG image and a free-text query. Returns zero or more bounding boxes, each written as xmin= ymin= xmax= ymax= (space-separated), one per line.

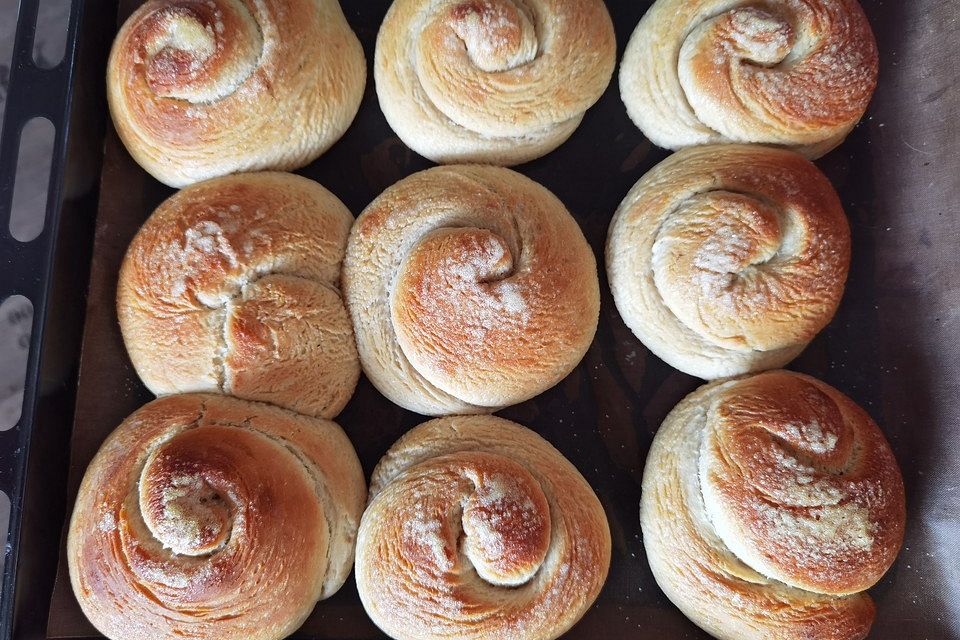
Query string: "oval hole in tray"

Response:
xmin=0 ymin=295 xmax=33 ymax=431
xmin=32 ymin=0 xmax=70 ymax=69
xmin=9 ymin=117 xmax=55 ymax=242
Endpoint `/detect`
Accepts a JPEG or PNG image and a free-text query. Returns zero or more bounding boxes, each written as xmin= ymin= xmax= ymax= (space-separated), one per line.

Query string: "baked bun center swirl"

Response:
xmin=701 ymin=374 xmax=902 ymax=594
xmin=138 ymin=433 xmax=238 ymax=557
xmin=392 ymin=227 xmax=544 ymax=405
xmin=462 ymin=461 xmax=551 ymax=585
xmin=415 ymin=0 xmax=589 ymax=137
xmin=137 ymin=0 xmax=263 ymax=103
xmin=108 ymin=0 xmax=366 ymax=187
xmin=374 ymin=0 xmax=615 ymax=164
xmin=445 ymin=0 xmax=538 ymax=73
xmin=653 ymin=190 xmax=821 ymax=351
xmin=68 ymin=395 xmax=367 ymax=640
xmin=606 ymin=145 xmax=850 ymax=379
xmin=392 ymin=454 xmax=551 ymax=592
xmin=117 ymin=424 xmax=330 ymax=608
xmin=640 ymin=372 xmax=905 ymax=639
xmin=344 ymin=166 xmax=599 ymax=415
xmin=356 ymin=416 xmax=611 ymax=640
xmin=677 ymin=3 xmax=876 ymax=142
xmin=620 ymin=0 xmax=878 ymax=157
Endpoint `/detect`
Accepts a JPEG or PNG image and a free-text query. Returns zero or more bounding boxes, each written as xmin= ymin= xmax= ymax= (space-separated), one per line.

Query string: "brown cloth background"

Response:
xmin=46 ymin=0 xmax=960 ymax=638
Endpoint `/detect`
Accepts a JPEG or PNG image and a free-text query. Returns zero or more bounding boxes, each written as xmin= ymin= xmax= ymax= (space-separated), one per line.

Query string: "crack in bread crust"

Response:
xmin=117 ymin=172 xmax=359 ymax=419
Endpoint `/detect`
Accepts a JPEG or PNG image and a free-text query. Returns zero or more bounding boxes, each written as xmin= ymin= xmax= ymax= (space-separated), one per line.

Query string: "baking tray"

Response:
xmin=0 ymin=0 xmax=113 ymax=638
xmin=3 ymin=0 xmax=959 ymax=638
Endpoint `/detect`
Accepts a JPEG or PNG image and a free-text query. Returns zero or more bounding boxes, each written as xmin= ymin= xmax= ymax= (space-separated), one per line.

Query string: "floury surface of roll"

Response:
xmin=342 ymin=165 xmax=600 ymax=416
xmin=640 ymin=371 xmax=905 ymax=639
xmin=117 ymin=172 xmax=359 ymax=419
xmin=374 ymin=0 xmax=616 ymax=165
xmin=108 ymin=0 xmax=365 ymax=187
xmin=68 ymin=394 xmax=367 ymax=640
xmin=606 ymin=145 xmax=850 ymax=380
xmin=620 ymin=0 xmax=878 ymax=158
xmin=356 ymin=415 xmax=611 ymax=640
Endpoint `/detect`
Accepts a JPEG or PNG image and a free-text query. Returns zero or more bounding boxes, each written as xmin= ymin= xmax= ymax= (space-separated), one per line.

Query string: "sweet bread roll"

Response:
xmin=108 ymin=0 xmax=365 ymax=187
xmin=606 ymin=145 xmax=850 ymax=379
xmin=640 ymin=371 xmax=905 ymax=640
xmin=374 ymin=0 xmax=616 ymax=165
xmin=620 ymin=0 xmax=878 ymax=158
xmin=68 ymin=394 xmax=366 ymax=640
xmin=118 ymin=172 xmax=359 ymax=419
xmin=343 ymin=165 xmax=600 ymax=415
xmin=356 ymin=415 xmax=611 ymax=640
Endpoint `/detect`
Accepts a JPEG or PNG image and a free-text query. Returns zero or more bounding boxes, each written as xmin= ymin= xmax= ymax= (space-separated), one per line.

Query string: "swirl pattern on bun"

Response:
xmin=108 ymin=0 xmax=365 ymax=186
xmin=375 ymin=0 xmax=616 ymax=165
xmin=357 ymin=415 xmax=611 ymax=640
xmin=68 ymin=394 xmax=366 ymax=640
xmin=620 ymin=0 xmax=878 ymax=158
xmin=607 ymin=145 xmax=850 ymax=379
xmin=343 ymin=165 xmax=599 ymax=415
xmin=640 ymin=371 xmax=905 ymax=640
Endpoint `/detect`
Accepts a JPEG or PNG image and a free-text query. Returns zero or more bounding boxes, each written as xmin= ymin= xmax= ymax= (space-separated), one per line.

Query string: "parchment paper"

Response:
xmin=45 ymin=1 xmax=960 ymax=637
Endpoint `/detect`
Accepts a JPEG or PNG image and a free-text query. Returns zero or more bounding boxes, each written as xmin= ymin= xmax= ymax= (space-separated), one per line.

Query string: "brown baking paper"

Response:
xmin=46 ymin=1 xmax=960 ymax=638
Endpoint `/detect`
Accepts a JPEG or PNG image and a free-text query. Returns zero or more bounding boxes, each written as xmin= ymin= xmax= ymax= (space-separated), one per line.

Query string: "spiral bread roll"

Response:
xmin=108 ymin=0 xmax=365 ymax=187
xmin=343 ymin=165 xmax=600 ymax=415
xmin=641 ymin=371 xmax=905 ymax=639
xmin=374 ymin=0 xmax=616 ymax=165
xmin=620 ymin=0 xmax=878 ymax=158
xmin=68 ymin=394 xmax=366 ymax=640
xmin=606 ymin=145 xmax=849 ymax=379
xmin=118 ymin=172 xmax=359 ymax=419
xmin=356 ymin=415 xmax=611 ymax=640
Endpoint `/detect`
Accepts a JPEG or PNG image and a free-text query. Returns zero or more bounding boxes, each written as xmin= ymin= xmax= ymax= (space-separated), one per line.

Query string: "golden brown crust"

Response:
xmin=620 ymin=0 xmax=878 ymax=158
xmin=640 ymin=371 xmax=905 ymax=640
xmin=357 ymin=415 xmax=611 ymax=640
xmin=108 ymin=0 xmax=365 ymax=187
xmin=67 ymin=394 xmax=366 ymax=640
xmin=374 ymin=0 xmax=616 ymax=165
xmin=117 ymin=172 xmax=358 ymax=419
xmin=606 ymin=145 xmax=850 ymax=379
xmin=343 ymin=165 xmax=599 ymax=416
